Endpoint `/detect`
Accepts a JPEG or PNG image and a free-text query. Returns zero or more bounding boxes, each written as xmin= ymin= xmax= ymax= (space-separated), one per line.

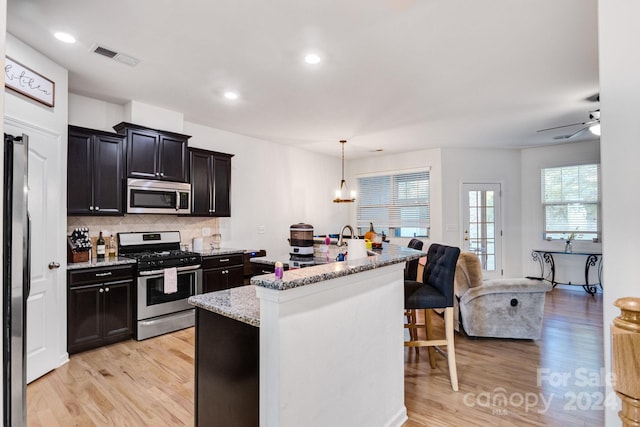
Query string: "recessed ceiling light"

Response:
xmin=304 ymin=54 xmax=321 ymax=65
xmin=224 ymin=91 xmax=239 ymax=100
xmin=54 ymin=32 xmax=76 ymax=44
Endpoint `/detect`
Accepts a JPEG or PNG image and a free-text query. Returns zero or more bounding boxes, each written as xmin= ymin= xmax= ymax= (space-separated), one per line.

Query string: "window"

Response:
xmin=357 ymin=169 xmax=430 ymax=238
xmin=541 ymin=164 xmax=600 ymax=240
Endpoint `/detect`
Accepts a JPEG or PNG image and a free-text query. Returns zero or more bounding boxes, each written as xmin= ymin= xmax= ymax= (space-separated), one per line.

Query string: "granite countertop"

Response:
xmin=196 ymin=248 xmax=245 ymax=257
xmin=67 ymin=256 xmax=137 ymax=270
xmin=188 ymin=285 xmax=260 ymax=327
xmin=250 ymin=243 xmax=426 ymax=291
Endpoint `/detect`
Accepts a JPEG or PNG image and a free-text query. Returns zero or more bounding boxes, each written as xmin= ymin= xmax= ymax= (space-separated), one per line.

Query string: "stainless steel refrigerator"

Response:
xmin=3 ymin=132 xmax=30 ymax=426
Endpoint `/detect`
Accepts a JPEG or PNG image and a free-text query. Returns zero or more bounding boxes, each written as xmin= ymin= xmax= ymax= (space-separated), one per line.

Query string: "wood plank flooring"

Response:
xmin=27 ymin=287 xmax=603 ymax=426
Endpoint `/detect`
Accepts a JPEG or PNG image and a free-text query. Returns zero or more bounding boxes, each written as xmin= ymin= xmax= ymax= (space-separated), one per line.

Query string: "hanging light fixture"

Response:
xmin=333 ymin=140 xmax=356 ymax=203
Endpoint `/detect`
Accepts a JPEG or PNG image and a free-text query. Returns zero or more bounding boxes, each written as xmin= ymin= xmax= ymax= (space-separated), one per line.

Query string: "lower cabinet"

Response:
xmin=67 ymin=265 xmax=134 ymax=354
xmin=195 ymin=308 xmax=258 ymax=427
xmin=202 ymin=254 xmax=244 ymax=293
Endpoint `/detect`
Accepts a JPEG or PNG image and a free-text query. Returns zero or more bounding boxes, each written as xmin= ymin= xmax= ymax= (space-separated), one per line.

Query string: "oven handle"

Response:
xmin=138 ymin=264 xmax=202 ymax=276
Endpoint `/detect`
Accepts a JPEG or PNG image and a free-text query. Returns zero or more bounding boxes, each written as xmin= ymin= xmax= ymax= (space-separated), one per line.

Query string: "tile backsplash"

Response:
xmin=67 ymin=215 xmax=220 ymax=253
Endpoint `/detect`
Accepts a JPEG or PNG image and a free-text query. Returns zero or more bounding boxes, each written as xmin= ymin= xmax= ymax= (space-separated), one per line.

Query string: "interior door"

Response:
xmin=5 ymin=118 xmax=64 ymax=383
xmin=462 ymin=183 xmax=502 ymax=278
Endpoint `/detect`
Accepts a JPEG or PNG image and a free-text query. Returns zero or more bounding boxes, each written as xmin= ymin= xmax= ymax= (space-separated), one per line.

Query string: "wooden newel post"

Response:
xmin=612 ymin=297 xmax=640 ymax=427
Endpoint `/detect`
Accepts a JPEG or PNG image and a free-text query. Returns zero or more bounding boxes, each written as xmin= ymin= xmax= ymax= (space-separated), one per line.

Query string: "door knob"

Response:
xmin=48 ymin=262 xmax=61 ymax=270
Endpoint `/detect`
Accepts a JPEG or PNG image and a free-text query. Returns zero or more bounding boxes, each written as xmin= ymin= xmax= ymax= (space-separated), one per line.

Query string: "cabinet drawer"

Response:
xmin=251 ymin=264 xmax=281 ymax=276
xmin=68 ymin=265 xmax=134 ymax=286
xmin=202 ymin=254 xmax=243 ymax=269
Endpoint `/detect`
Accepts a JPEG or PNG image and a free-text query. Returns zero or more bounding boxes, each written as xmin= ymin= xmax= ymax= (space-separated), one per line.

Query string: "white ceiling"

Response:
xmin=6 ymin=0 xmax=599 ymax=159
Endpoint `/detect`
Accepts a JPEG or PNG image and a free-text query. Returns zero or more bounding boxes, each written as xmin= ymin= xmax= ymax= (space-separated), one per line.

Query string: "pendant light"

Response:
xmin=333 ymin=140 xmax=356 ymax=203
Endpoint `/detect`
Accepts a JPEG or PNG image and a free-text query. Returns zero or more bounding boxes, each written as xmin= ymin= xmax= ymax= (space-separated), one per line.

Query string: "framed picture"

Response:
xmin=4 ymin=56 xmax=55 ymax=107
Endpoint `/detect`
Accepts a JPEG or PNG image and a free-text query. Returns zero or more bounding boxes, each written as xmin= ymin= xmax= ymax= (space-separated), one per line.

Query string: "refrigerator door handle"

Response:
xmin=26 ymin=213 xmax=31 ymax=298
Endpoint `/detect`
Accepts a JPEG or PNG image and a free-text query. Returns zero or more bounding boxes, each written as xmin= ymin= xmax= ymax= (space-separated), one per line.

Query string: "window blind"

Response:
xmin=356 ymin=170 xmax=430 ymax=233
xmin=541 ymin=164 xmax=600 ymax=239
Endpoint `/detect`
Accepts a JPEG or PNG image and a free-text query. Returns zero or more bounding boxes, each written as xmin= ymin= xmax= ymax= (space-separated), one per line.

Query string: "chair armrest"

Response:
xmin=459 ymin=279 xmax=552 ymax=305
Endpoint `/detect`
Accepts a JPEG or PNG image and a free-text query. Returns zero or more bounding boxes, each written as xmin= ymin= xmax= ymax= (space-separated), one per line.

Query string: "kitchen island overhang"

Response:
xmin=189 ymin=244 xmax=426 ymax=427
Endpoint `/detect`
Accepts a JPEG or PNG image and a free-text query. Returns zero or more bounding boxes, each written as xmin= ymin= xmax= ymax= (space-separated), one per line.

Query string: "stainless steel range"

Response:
xmin=118 ymin=231 xmax=202 ymax=340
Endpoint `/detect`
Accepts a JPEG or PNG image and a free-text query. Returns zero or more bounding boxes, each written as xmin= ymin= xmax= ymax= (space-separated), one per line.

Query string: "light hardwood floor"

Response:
xmin=27 ymin=287 xmax=603 ymax=426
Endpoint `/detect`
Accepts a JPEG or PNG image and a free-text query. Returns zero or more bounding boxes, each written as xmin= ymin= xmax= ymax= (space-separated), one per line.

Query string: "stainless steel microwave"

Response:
xmin=127 ymin=178 xmax=191 ymax=214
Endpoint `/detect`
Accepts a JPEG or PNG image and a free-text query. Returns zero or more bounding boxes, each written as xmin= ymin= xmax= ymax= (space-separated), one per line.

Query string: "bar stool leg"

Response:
xmin=445 ymin=306 xmax=459 ymax=391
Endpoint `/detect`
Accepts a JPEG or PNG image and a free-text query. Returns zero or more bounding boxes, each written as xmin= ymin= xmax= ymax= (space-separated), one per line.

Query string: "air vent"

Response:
xmin=93 ymin=45 xmax=118 ymax=59
xmin=89 ymin=44 xmax=140 ymax=67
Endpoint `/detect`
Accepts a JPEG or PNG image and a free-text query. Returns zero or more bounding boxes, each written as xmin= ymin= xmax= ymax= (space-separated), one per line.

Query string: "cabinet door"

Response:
xmin=190 ymin=150 xmax=213 ymax=216
xmin=203 ymin=268 xmax=228 ymax=293
xmin=68 ymin=284 xmax=103 ymax=354
xmin=103 ymin=280 xmax=132 ymax=343
xmin=212 ymin=155 xmax=232 ymax=217
xmin=127 ymin=128 xmax=159 ymax=179
xmin=226 ymin=265 xmax=245 ymax=289
xmin=93 ymin=134 xmax=124 ymax=215
xmin=159 ymin=134 xmax=188 ymax=182
xmin=203 ymin=265 xmax=244 ymax=293
xmin=67 ymin=130 xmax=94 ymax=214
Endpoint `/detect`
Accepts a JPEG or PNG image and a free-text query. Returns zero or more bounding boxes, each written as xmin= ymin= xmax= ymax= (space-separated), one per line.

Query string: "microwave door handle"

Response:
xmin=176 ymin=191 xmax=180 ymax=211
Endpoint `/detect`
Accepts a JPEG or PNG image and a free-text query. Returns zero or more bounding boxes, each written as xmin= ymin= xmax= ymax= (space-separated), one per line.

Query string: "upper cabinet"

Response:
xmin=113 ymin=122 xmax=190 ymax=183
xmin=189 ymin=148 xmax=233 ymax=217
xmin=68 ymin=125 xmax=125 ymax=215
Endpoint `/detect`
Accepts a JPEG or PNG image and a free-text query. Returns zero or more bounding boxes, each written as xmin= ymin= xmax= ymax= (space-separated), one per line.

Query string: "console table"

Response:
xmin=531 ymin=250 xmax=603 ymax=295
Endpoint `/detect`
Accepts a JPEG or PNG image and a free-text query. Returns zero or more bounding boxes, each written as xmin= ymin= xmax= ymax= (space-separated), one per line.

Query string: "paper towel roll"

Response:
xmin=348 ymin=239 xmax=368 ymax=260
xmin=193 ymin=237 xmax=203 ymax=251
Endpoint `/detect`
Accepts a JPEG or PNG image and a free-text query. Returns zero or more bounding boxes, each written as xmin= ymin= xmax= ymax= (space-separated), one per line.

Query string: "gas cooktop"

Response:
xmin=118 ymin=231 xmax=202 ymax=271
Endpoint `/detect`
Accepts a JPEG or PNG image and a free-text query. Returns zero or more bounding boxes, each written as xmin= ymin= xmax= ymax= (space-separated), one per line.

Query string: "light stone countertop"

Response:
xmin=189 ymin=244 xmax=425 ymax=324
xmin=250 ymin=243 xmax=426 ymax=291
xmin=67 ymin=256 xmax=137 ymax=270
xmin=195 ymin=248 xmax=245 ymax=257
xmin=188 ymin=285 xmax=260 ymax=327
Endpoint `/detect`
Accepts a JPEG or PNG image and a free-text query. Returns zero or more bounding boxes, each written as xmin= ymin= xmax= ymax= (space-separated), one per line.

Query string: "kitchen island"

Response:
xmin=188 ymin=243 xmax=426 ymax=427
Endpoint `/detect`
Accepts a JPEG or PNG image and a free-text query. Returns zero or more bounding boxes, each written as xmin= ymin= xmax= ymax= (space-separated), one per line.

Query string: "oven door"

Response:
xmin=137 ymin=265 xmax=202 ymax=320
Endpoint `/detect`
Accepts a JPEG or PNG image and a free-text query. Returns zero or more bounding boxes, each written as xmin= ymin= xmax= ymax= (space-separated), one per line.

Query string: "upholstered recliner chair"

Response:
xmin=455 ymin=252 xmax=553 ymax=340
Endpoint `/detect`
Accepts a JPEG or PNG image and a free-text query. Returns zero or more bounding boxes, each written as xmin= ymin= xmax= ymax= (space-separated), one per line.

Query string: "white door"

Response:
xmin=5 ymin=118 xmax=64 ymax=383
xmin=462 ymin=183 xmax=502 ymax=278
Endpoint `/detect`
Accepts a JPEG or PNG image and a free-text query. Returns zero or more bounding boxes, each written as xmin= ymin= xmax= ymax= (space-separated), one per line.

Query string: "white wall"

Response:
xmin=68 ymin=94 xmax=350 ymax=256
xmin=520 ymin=140 xmax=602 ymax=282
xmin=599 ymin=1 xmax=640 ymax=426
xmin=68 ymin=93 xmax=124 ymax=132
xmin=441 ymin=147 xmax=523 ymax=276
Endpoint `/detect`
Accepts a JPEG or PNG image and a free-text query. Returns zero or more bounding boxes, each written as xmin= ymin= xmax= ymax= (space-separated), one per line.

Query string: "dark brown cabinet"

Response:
xmin=189 ymin=148 xmax=233 ymax=217
xmin=202 ymin=254 xmax=244 ymax=293
xmin=67 ymin=265 xmax=134 ymax=354
xmin=67 ymin=125 xmax=125 ymax=215
xmin=114 ymin=122 xmax=190 ymax=182
xmin=195 ymin=308 xmax=258 ymax=427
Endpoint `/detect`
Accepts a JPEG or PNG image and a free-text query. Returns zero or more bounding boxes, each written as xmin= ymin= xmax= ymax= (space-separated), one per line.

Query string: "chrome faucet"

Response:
xmin=337 ymin=224 xmax=358 ymax=247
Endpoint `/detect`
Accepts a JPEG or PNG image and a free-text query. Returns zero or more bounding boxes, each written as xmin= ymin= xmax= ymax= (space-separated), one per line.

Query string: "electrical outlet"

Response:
xmin=202 ymin=227 xmax=211 ymax=236
xmin=258 ymin=225 xmax=266 ymax=234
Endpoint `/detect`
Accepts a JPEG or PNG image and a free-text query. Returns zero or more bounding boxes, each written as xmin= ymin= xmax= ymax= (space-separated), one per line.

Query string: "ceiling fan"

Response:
xmin=536 ymin=110 xmax=601 ymax=140
xmin=536 ymin=93 xmax=601 ymax=140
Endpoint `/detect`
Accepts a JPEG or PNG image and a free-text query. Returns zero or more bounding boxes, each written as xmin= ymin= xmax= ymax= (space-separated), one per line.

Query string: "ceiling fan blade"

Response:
xmin=537 ymin=121 xmax=588 ymax=133
xmin=537 ymin=119 xmax=599 ymax=133
xmin=552 ymin=124 xmax=599 ymax=140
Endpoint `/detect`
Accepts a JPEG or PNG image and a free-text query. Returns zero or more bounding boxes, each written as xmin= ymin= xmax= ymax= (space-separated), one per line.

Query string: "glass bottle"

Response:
xmin=96 ymin=231 xmax=106 ymax=259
